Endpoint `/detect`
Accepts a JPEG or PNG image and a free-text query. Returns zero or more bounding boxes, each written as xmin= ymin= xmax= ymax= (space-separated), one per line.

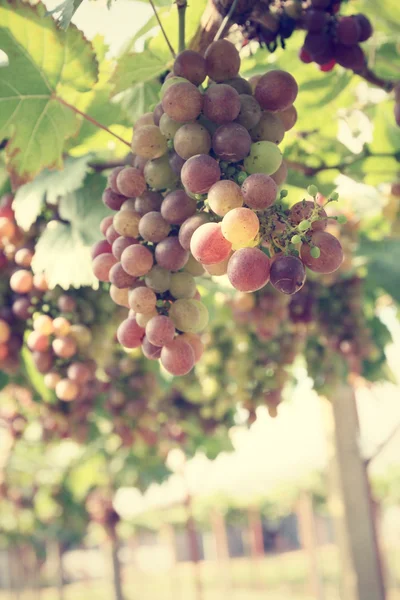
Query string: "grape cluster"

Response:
xmin=299 ymin=0 xmax=372 ymax=72
xmin=94 ymin=39 xmax=344 ymax=376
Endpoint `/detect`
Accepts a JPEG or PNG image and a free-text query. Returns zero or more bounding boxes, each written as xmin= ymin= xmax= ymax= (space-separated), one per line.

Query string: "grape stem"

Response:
xmin=177 ymin=0 xmax=187 ymax=54
xmin=88 ymin=157 xmax=131 ymax=172
xmin=286 ymin=150 xmax=396 ymax=177
xmin=54 ymin=96 xmax=131 ymax=148
xmin=148 ymin=0 xmax=176 ymax=58
xmin=214 ymin=0 xmax=241 ymax=42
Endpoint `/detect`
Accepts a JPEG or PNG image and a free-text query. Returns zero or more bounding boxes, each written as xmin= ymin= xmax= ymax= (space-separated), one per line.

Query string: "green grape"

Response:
xmin=244 ymin=142 xmax=283 ymax=176
xmin=169 ymin=272 xmax=197 ymax=299
xmin=144 ymin=155 xmax=179 ymax=190
xmin=169 ymin=299 xmax=208 ymax=333
xmin=160 ymin=76 xmax=188 ymax=98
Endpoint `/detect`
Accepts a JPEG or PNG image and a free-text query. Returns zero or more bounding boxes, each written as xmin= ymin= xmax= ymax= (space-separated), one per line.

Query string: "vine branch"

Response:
xmin=55 ymin=96 xmax=131 ymax=149
xmin=286 ymin=150 xmax=396 ymax=177
xmin=149 ymin=0 xmax=176 ymax=58
xmin=177 ymin=0 xmax=187 ymax=54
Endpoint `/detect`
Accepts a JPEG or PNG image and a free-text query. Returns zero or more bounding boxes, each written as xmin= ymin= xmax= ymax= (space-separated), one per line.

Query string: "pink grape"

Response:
xmin=161 ymin=190 xmax=197 ymax=225
xmin=109 ymin=262 xmax=137 ymax=289
xmin=91 ymin=239 xmax=112 ymax=259
xmin=139 ymin=211 xmax=171 ymax=243
xmin=204 ymin=39 xmax=240 ymax=82
xmin=146 ymin=315 xmax=176 ymax=347
xmin=203 ymin=84 xmax=241 ymax=124
xmin=227 ymin=248 xmax=271 ymax=292
xmin=117 ymin=317 xmax=145 ymax=348
xmin=121 ymin=244 xmax=154 ymax=277
xmin=112 ymin=236 xmax=138 ymax=260
xmin=179 ymin=213 xmax=210 ymax=250
xmin=190 ymin=222 xmax=232 ymax=265
xmin=255 ymin=70 xmax=298 ymax=112
xmin=162 ymin=82 xmax=203 ymax=122
xmin=92 ymin=253 xmax=117 ymax=282
xmin=141 ymin=337 xmax=162 ymax=360
xmin=181 ymin=154 xmax=221 ymax=195
xmin=241 ymin=173 xmax=277 ymax=210
xmin=160 ymin=337 xmax=195 ymax=376
xmin=155 ymin=236 xmax=189 ymax=271
xmin=300 ymin=231 xmax=344 ymax=274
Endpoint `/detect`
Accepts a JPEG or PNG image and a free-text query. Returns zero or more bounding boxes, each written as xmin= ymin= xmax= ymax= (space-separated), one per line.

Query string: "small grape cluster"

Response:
xmin=93 ymin=38 xmax=344 ymax=376
xmin=299 ymin=0 xmax=373 ymax=72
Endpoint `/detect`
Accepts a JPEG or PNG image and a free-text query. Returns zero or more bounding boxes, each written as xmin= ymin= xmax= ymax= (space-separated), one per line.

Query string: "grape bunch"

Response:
xmin=299 ymin=0 xmax=372 ymax=72
xmin=93 ymin=38 xmax=344 ymax=376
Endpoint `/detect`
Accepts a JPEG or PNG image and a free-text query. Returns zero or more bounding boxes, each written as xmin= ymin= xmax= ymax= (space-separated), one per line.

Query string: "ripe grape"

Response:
xmin=144 ymin=266 xmax=171 ymax=293
xmin=221 ymin=207 xmax=260 ymax=246
xmin=204 ymin=252 xmax=232 ymax=276
xmin=110 ymin=285 xmax=130 ymax=308
xmin=44 ymin=372 xmax=61 ymax=389
xmin=174 ymin=123 xmax=212 ymax=160
xmin=207 ymin=180 xmax=243 ymax=216
xmin=356 ymin=14 xmax=373 ymax=42
xmin=289 ymin=200 xmax=327 ymax=231
xmin=255 ymin=70 xmax=298 ymax=112
xmin=179 ymin=214 xmax=210 ymax=251
xmin=336 ymin=16 xmax=361 ymax=46
xmin=103 ymin=188 xmax=126 ymax=211
xmin=270 ymin=255 xmax=306 ymax=295
xmin=173 ymin=50 xmax=207 ymax=86
xmin=304 ymin=9 xmax=329 ymax=33
xmin=144 ymin=155 xmax=178 ymax=190
xmin=241 ymin=173 xmax=277 ymax=210
xmin=236 ymin=94 xmax=262 ymax=130
xmin=159 ymin=113 xmax=184 ymax=140
xmin=91 ymin=239 xmax=112 ymax=260
xmin=155 ymin=236 xmax=189 ymax=271
xmin=32 ymin=350 xmax=53 ymax=373
xmin=113 ymin=210 xmax=141 ymax=238
xmin=67 ymin=363 xmax=92 ymax=385
xmin=146 ymin=315 xmax=175 ymax=347
xmin=334 ymin=44 xmax=365 ymax=72
xmin=277 ymin=105 xmax=297 ymax=132
xmin=15 ymin=247 xmax=34 ymax=268
xmin=203 ymin=84 xmax=241 ymax=124
xmin=212 ymin=123 xmax=251 ymax=162
xmin=112 ymin=236 xmax=138 ymax=260
xmin=135 ymin=112 xmax=155 ymax=129
xmin=106 ymin=225 xmax=120 ymax=245
xmin=92 ymin=253 xmax=117 ymax=282
xmin=100 ymin=215 xmax=114 ymax=236
xmin=135 ymin=191 xmax=163 ymax=215
xmin=161 ymin=337 xmax=195 ymax=376
xmin=161 ymin=190 xmax=197 ymax=225
xmin=169 ymin=272 xmax=196 ymax=299
xmin=56 ymin=379 xmax=79 ymax=402
xmin=33 ymin=315 xmax=54 ymax=336
xmin=169 ymin=299 xmax=208 ymax=333
xmin=141 ymin=337 xmax=162 ymax=360
xmin=181 ymin=154 xmax=221 ymax=195
xmin=10 ymin=270 xmax=34 ymax=294
xmin=58 ymin=295 xmax=77 ymax=313
xmin=224 ymin=77 xmax=252 ymax=95
xmin=300 ymin=231 xmax=344 ymax=273
xmin=121 ymin=244 xmax=154 ymax=277
xmin=250 ymin=112 xmax=285 ymax=144
xmin=117 ymin=317 xmax=145 ymax=348
xmin=139 ymin=211 xmax=171 ymax=242
xmin=169 ymin=151 xmax=186 ymax=176
xmin=244 ymin=142 xmax=283 ymax=176
xmin=190 ymin=222 xmax=232 ymax=265
xmin=227 ymin=248 xmax=270 ymax=292
xmin=33 ymin=273 xmax=48 ymax=292
xmin=204 ymin=39 xmax=240 ymax=82
xmin=109 ymin=262 xmax=137 ymax=289
xmin=53 ymin=317 xmax=71 ymax=337
xmin=179 ymin=332 xmax=204 ymax=362
xmin=128 ymin=287 xmax=157 ymax=313
xmin=116 ymin=167 xmax=147 ymax=198
xmin=162 ymin=82 xmax=203 ymax=122
xmin=52 ymin=336 xmax=77 ymax=359
xmin=131 ymin=125 xmax=168 ymax=159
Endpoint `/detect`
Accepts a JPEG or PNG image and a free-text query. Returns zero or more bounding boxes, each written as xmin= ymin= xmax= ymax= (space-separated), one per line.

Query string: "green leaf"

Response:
xmin=114 ymin=80 xmax=161 ymax=123
xmin=14 ymin=155 xmax=93 ymax=230
xmin=0 ymin=0 xmax=98 ymax=185
xmin=0 ymin=371 xmax=9 ymax=392
xmin=110 ymin=50 xmax=168 ymax=96
xmin=21 ymin=346 xmax=55 ymax=403
xmin=369 ymin=100 xmax=400 ymax=155
xmin=31 ymin=173 xmax=112 ymax=289
xmin=358 ymin=237 xmax=400 ymax=303
xmin=46 ymin=0 xmax=85 ymax=30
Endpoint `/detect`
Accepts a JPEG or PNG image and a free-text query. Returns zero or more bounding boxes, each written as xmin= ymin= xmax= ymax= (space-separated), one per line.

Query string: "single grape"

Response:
xmin=110 ymin=285 xmax=130 ymax=308
xmin=103 ymin=188 xmax=126 ymax=211
xmin=131 ymin=125 xmax=168 ymax=159
xmin=221 ymin=207 xmax=260 ymax=246
xmin=212 ymin=123 xmax=251 ymax=162
xmin=241 ymin=173 xmax=277 ymax=210
xmin=0 ymin=319 xmax=11 ymax=344
xmin=250 ymin=111 xmax=285 ymax=144
xmin=32 ymin=350 xmax=53 ymax=374
xmin=33 ymin=315 xmax=54 ymax=336
xmin=304 ymin=9 xmax=329 ymax=33
xmin=162 ymin=82 xmax=203 ymax=122
xmin=161 ymin=337 xmax=195 ymax=376
xmin=116 ymin=167 xmax=146 ymax=197
xmin=244 ymin=142 xmax=283 ymax=176
xmin=135 ymin=112 xmax=155 ymax=129
xmin=15 ymin=247 xmax=34 ymax=268
xmin=300 ymin=231 xmax=343 ymax=273
xmin=141 ymin=336 xmax=162 ymax=360
xmin=67 ymin=362 xmax=93 ymax=385
xmin=169 ymin=299 xmax=208 ymax=333
xmin=56 ymin=379 xmax=79 ymax=402
xmin=334 ymin=44 xmax=365 ymax=72
xmin=236 ymin=94 xmax=262 ymax=130
xmin=144 ymin=266 xmax=171 ymax=293
xmin=336 ymin=16 xmax=361 ymax=46
xmin=224 ymin=77 xmax=252 ymax=95
xmin=277 ymin=105 xmax=297 ymax=132
xmin=356 ymin=14 xmax=373 ymax=42
xmin=304 ymin=32 xmax=335 ymax=64
xmin=117 ymin=317 xmax=145 ymax=348
xmin=146 ymin=315 xmax=175 ymax=347
xmin=184 ymin=253 xmax=206 ymax=276
xmin=12 ymin=297 xmax=31 ymax=320
xmin=91 ymin=239 xmax=112 ymax=260
xmin=134 ymin=191 xmax=162 ymax=215
xmin=174 ymin=123 xmax=212 ymax=160
xmin=33 ymin=273 xmax=48 ymax=292
xmin=181 ymin=154 xmax=221 ymax=195
xmin=159 ymin=113 xmax=184 ymax=140
xmin=160 ymin=76 xmax=189 ymax=97
xmin=155 ymin=236 xmax=189 ymax=271
xmin=53 ymin=317 xmax=71 ymax=337
xmin=52 ymin=336 xmax=77 ymax=359
xmin=169 ymin=272 xmax=196 ymax=299
xmin=169 ymin=151 xmax=186 ymax=176
xmin=129 ymin=286 xmax=157 ymax=313
xmin=112 ymin=236 xmax=138 ymax=260
xmin=173 ymin=50 xmax=207 ymax=86
xmin=121 ymin=244 xmax=154 ymax=277
xmin=10 ymin=270 xmax=33 ymax=294
xmin=161 ymin=190 xmax=197 ymax=225
xmin=100 ymin=215 xmax=114 ymax=236
xmin=270 ymin=255 xmax=306 ymax=294
xmin=190 ymin=222 xmax=232 ymax=265
xmin=109 ymin=262 xmax=137 ymax=289
xmin=227 ymin=248 xmax=270 ymax=292
xmin=44 ymin=371 xmax=61 ymax=389
xmin=255 ymin=70 xmax=298 ymax=112
xmin=92 ymin=253 xmax=117 ymax=282
xmin=139 ymin=211 xmax=171 ymax=242
xmin=203 ymin=84 xmax=241 ymax=124
xmin=106 ymin=225 xmax=120 ymax=245
xmin=204 ymin=39 xmax=240 ymax=82
xmin=113 ymin=209 xmax=141 ymax=238
xmin=289 ymin=200 xmax=327 ymax=231
xmin=179 ymin=332 xmax=204 ymax=363
xmin=144 ymin=155 xmax=178 ymax=190
xmin=207 ymin=180 xmax=243 ymax=216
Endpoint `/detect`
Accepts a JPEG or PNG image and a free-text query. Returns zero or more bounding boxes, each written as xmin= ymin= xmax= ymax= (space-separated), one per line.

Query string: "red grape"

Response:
xmin=227 ymin=248 xmax=270 ymax=292
xmin=190 ymin=222 xmax=232 ymax=265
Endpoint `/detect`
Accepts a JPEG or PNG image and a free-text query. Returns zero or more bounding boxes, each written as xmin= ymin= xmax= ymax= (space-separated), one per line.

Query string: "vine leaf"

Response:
xmin=32 ymin=173 xmax=112 ymax=289
xmin=14 ymin=155 xmax=93 ymax=230
xmin=0 ymin=0 xmax=98 ymax=185
xmin=46 ymin=0 xmax=85 ymax=30
xmin=110 ymin=50 xmax=169 ymax=97
xmin=115 ymin=80 xmax=161 ymax=123
xmin=358 ymin=237 xmax=400 ymax=303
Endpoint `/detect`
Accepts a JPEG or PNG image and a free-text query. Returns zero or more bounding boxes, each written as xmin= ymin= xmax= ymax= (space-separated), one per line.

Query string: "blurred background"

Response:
xmin=1 ymin=0 xmax=400 ymax=599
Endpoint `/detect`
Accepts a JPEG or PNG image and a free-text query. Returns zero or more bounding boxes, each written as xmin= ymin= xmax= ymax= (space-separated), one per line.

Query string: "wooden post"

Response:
xmin=185 ymin=494 xmax=202 ymax=600
xmin=331 ymin=384 xmax=386 ymax=600
xmin=211 ymin=509 xmax=231 ymax=591
xmin=296 ymin=491 xmax=325 ymax=600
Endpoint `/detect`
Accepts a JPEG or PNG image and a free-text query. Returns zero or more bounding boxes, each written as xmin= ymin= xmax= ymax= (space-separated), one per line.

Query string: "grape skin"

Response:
xmin=236 ymin=94 xmax=262 ymax=130
xmin=117 ymin=317 xmax=145 ymax=348
xmin=135 ymin=191 xmax=163 ymax=215
xmin=121 ymin=244 xmax=154 ymax=277
xmin=103 ymin=188 xmax=126 ymax=211
xmin=289 ymin=200 xmax=327 ymax=231
xmin=255 ymin=70 xmax=298 ymax=112
xmin=174 ymin=123 xmax=212 ymax=160
xmin=161 ymin=190 xmax=197 ymax=225
xmin=244 ymin=141 xmax=283 ymax=176
xmin=203 ymin=84 xmax=241 ymax=124
xmin=109 ymin=262 xmax=137 ymax=289
xmin=146 ymin=315 xmax=175 ymax=347
xmin=250 ymin=112 xmax=285 ymax=144
xmin=160 ymin=337 xmax=195 ymax=376
xmin=270 ymin=255 xmax=306 ymax=295
xmin=227 ymin=248 xmax=271 ymax=293
xmin=116 ymin=167 xmax=147 ymax=197
xmin=241 ymin=173 xmax=277 ymax=210
xmin=179 ymin=213 xmax=210 ymax=250
xmin=207 ymin=180 xmax=243 ymax=216
xmin=141 ymin=337 xmax=162 ymax=360
xmin=173 ymin=50 xmax=207 ymax=86
xmin=145 ymin=266 xmax=171 ymax=293
xmin=204 ymin=39 xmax=240 ymax=82
xmin=155 ymin=236 xmax=189 ymax=271
xmin=300 ymin=231 xmax=344 ymax=274
xmin=190 ymin=223 xmax=232 ymax=265
xmin=221 ymin=207 xmax=260 ymax=246
xmin=162 ymin=82 xmax=204 ymax=123
xmin=138 ymin=211 xmax=171 ymax=243
xmin=212 ymin=123 xmax=252 ymax=162
xmin=181 ymin=154 xmax=221 ymax=195
xmin=131 ymin=125 xmax=168 ymax=159
xmin=92 ymin=253 xmax=117 ymax=282
xmin=112 ymin=237 xmax=138 ymax=260
xmin=113 ymin=209 xmax=141 ymax=238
